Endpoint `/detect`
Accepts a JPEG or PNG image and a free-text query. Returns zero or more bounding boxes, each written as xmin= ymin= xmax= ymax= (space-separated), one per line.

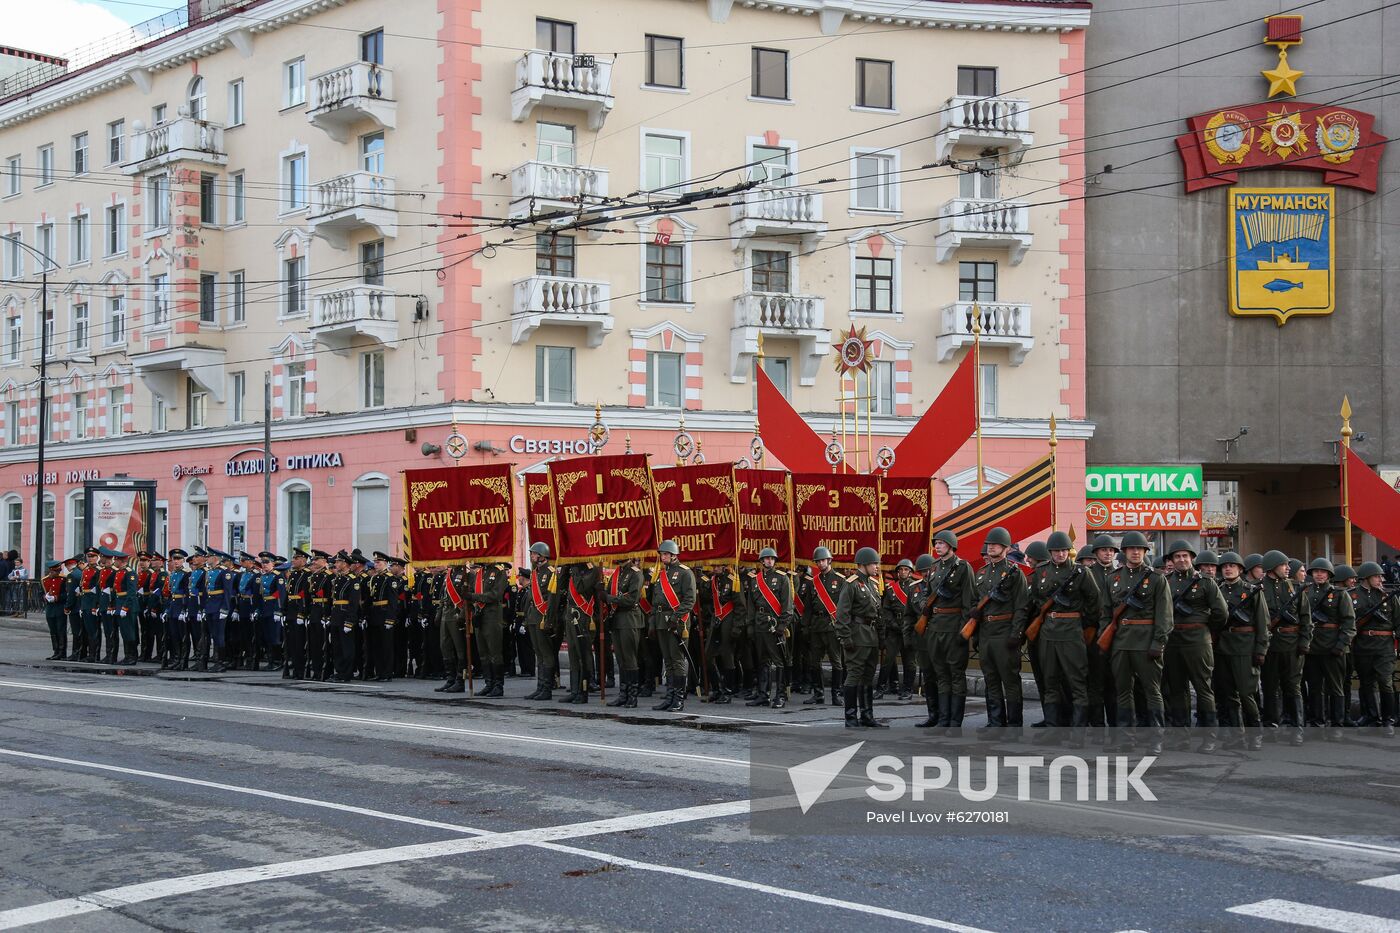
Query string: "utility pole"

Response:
xmin=14 ymin=238 xmax=54 ymax=573
xmin=264 ymin=370 xmax=272 ymax=551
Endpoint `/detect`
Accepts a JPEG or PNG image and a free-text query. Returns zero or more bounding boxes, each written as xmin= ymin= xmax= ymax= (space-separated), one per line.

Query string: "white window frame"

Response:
xmin=4 ymin=156 xmax=19 ymax=197
xmin=279 ymin=480 xmax=313 ymax=558
xmin=854 ymin=360 xmax=895 ymax=416
xmin=107 ymin=120 xmax=124 ymax=165
xmin=199 ymin=271 xmax=218 ymax=325
xmin=229 ymin=270 xmax=246 ymax=325
xmin=104 ymin=202 xmax=127 ymax=257
xmin=146 ymin=173 xmax=170 ymax=232
xmin=105 ymin=295 xmax=125 ymax=347
xmin=229 ymin=370 xmax=246 ymax=423
xmin=2 ymin=233 xmax=21 ymax=278
xmin=187 ymin=379 xmax=208 ymax=429
xmin=285 ymin=361 xmax=308 ymax=418
xmin=186 ymin=76 xmax=207 ymax=120
xmin=106 ymin=386 xmax=125 ymax=436
xmin=980 ymin=362 xmax=999 ymax=419
xmin=227 ymin=79 xmax=244 ymax=126
xmin=645 ymin=350 xmax=683 ymax=409
xmin=351 ymin=473 xmax=392 ymax=557
xmin=152 ymin=394 xmax=167 ymax=432
xmin=35 ymin=223 xmax=55 ymax=271
xmin=4 ymin=402 xmax=19 ymax=446
xmin=639 ymin=128 xmax=690 ymax=195
xmin=744 ymin=135 xmax=798 ymax=187
xmin=66 ymin=489 xmax=85 ymax=555
xmin=534 ymin=345 xmax=575 ymax=405
xmin=846 ymin=229 xmax=905 ymax=320
xmin=69 ymin=210 xmax=90 ymax=265
xmin=4 ymin=311 xmax=20 ymax=363
xmin=635 ymin=215 xmax=695 ymax=310
xmin=228 ymin=171 xmax=246 ymax=226
xmin=282 ymin=255 xmax=307 ymax=318
xmin=283 ymin=58 xmax=307 ymax=109
xmin=40 ymin=305 xmax=54 ymax=360
xmin=849 ymin=147 xmax=900 ymax=214
xmin=360 ymin=350 xmax=385 ymax=408
xmin=150 ymin=273 xmax=171 ymax=328
xmin=72 ymin=390 xmax=88 ymax=440
xmin=280 ymin=146 xmax=309 ymax=215
xmin=745 ymin=242 xmax=799 ymax=295
xmin=72 ymin=133 xmax=88 ymax=176
xmin=37 ymin=144 xmax=54 ymax=186
xmin=71 ymin=301 xmax=89 ymax=351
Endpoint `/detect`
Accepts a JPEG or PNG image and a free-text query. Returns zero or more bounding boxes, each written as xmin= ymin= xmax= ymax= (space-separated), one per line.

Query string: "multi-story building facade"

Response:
xmin=0 ymin=0 xmax=1091 ymax=563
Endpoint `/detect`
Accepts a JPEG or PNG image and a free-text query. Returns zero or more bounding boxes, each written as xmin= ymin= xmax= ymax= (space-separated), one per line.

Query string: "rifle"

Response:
xmin=1230 ymin=585 xmax=1261 ymax=625
xmin=1096 ymin=591 xmax=1145 ymax=652
xmin=914 ymin=576 xmax=959 ymax=637
xmin=963 ymin=574 xmax=1014 ymax=641
xmin=1026 ymin=567 xmax=1080 ymax=642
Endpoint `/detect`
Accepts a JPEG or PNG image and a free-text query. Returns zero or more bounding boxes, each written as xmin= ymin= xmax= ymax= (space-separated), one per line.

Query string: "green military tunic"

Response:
xmin=1029 ymin=560 xmax=1101 ymax=726
xmin=1351 ymin=582 xmax=1397 ymax=727
xmin=1259 ymin=572 xmax=1306 ymax=728
xmin=803 ymin=568 xmax=846 ymax=700
xmin=834 ymin=570 xmax=882 ymax=687
xmin=1105 ymin=563 xmax=1173 ymax=721
xmin=974 ymin=557 xmax=1032 ymax=726
xmin=921 ymin=553 xmax=977 ymax=700
xmin=1216 ymin=577 xmax=1270 ymax=733
xmin=1299 ymin=580 xmax=1356 ymax=713
xmin=1163 ymin=568 xmax=1227 ymax=723
xmin=650 ymin=561 xmax=696 ymax=683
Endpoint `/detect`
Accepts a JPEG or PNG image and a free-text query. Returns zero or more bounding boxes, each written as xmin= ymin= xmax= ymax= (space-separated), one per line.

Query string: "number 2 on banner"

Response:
xmin=828 ymin=490 xmax=840 ymax=509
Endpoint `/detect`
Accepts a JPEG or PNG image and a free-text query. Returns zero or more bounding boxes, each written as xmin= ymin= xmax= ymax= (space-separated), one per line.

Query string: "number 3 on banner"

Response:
xmin=828 ymin=490 xmax=840 ymax=509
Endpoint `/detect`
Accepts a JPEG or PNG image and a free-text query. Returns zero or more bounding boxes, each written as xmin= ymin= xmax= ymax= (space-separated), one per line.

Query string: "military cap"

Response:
xmin=192 ymin=546 xmax=207 ymax=557
xmin=1217 ymin=551 xmax=1245 ymax=568
xmin=292 ymin=547 xmax=310 ymax=559
xmin=854 ymin=546 xmax=880 ymax=565
xmin=914 ymin=553 xmax=936 ymax=572
xmin=1152 ymin=555 xmax=1166 ymax=569
xmin=1288 ymin=558 xmax=1304 ymax=575
xmin=237 ymin=550 xmax=255 ymax=562
xmin=372 ymin=550 xmax=391 ymax=562
xmin=388 ymin=556 xmax=407 ymax=567
xmin=45 ymin=560 xmax=63 ymax=570
xmin=275 ymin=561 xmax=292 ymax=571
xmin=85 ymin=546 xmax=100 ymax=556
xmin=334 ymin=550 xmax=351 ymax=563
xmin=1357 ymin=561 xmax=1384 ymax=579
xmin=257 ymin=550 xmax=276 ymax=561
xmin=112 ymin=550 xmax=130 ymax=560
xmin=1195 ymin=550 xmax=1220 ymax=567
xmin=311 ymin=548 xmax=332 ymax=560
xmin=151 ymin=553 xmax=165 ymax=562
xmin=349 ymin=549 xmax=367 ymax=565
xmin=63 ymin=555 xmax=80 ymax=564
xmin=1090 ymin=534 xmax=1118 ymax=552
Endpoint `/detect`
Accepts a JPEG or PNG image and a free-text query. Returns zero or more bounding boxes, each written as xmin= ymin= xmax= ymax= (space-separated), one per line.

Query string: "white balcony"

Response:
xmin=730 ymin=292 xmax=830 ymax=386
xmin=310 ymin=285 xmax=397 ymax=353
xmin=508 ymin=161 xmax=610 ymax=224
xmin=130 ymin=343 xmax=226 ymax=404
xmin=308 ymin=172 xmax=397 ymax=250
xmin=511 ymin=49 xmax=614 ymax=130
xmin=122 ymin=116 xmax=226 ymax=174
xmin=935 ymin=198 xmax=1033 ymax=264
xmin=307 ymin=61 xmax=397 ymax=142
xmin=728 ymin=185 xmax=827 ymax=250
xmin=935 ymin=95 xmax=1033 ymax=162
xmin=512 ymin=275 xmax=613 ymax=347
xmin=936 ymin=301 xmax=1033 ymax=365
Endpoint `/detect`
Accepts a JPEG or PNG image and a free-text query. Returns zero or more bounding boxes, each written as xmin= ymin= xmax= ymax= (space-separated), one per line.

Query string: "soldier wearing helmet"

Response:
xmin=648 ymin=541 xmax=696 ymax=713
xmin=1300 ymin=557 xmax=1356 ymax=740
xmin=974 ymin=527 xmax=1033 ymax=733
xmin=1029 ymin=529 xmax=1102 ymax=746
xmin=521 ymin=542 xmax=561 ymax=701
xmin=1214 ymin=551 xmax=1270 ymax=749
xmin=903 ymin=553 xmax=937 ymax=699
xmin=799 ymin=545 xmax=847 ymax=707
xmin=913 ymin=530 xmax=977 ymax=734
xmin=742 ymin=546 xmax=794 ymax=709
xmin=878 ymin=558 xmax=917 ymax=700
xmin=1086 ymin=534 xmax=1121 ymax=732
xmin=1161 ymin=538 xmax=1228 ymax=751
xmin=601 ymin=556 xmax=646 ymax=710
xmin=835 ymin=546 xmax=887 ymax=728
xmin=1104 ymin=531 xmax=1173 ymax=754
xmin=1352 ymin=561 xmax=1397 ymax=737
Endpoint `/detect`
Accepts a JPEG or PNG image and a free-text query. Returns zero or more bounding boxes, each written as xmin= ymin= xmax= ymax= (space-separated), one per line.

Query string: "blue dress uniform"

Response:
xmin=232 ymin=553 xmax=259 ymax=670
xmin=63 ymin=558 xmax=85 ymax=660
xmin=188 ymin=549 xmax=208 ymax=666
xmin=257 ymin=554 xmax=284 ymax=671
xmin=111 ymin=553 xmax=141 ymax=664
xmin=202 ymin=551 xmax=232 ymax=672
xmin=41 ymin=562 xmax=67 ymax=660
xmin=162 ymin=550 xmax=191 ymax=670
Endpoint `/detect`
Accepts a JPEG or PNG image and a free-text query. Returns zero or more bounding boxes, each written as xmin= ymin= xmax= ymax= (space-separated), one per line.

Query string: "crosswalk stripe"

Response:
xmin=1227 ymin=899 xmax=1400 ymax=932
xmin=1360 ymin=876 xmax=1400 ymax=893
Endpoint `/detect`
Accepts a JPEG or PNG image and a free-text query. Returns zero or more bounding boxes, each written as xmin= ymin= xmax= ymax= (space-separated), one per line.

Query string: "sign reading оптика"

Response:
xmin=1085 ymin=465 xmax=1203 ymax=499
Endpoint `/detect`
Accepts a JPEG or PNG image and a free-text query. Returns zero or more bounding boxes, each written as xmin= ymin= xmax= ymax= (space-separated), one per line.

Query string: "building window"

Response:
xmin=752 ymin=47 xmax=789 ymax=100
xmin=38 ymin=145 xmax=53 ymax=185
xmin=4 ymin=156 xmax=19 ymax=196
xmin=643 ymin=133 xmax=685 ymax=193
xmin=73 ymin=391 xmax=88 ymax=439
xmin=353 ymin=479 xmax=390 ymax=556
xmin=107 ymin=120 xmax=124 ymax=164
xmin=645 ymin=242 xmax=685 ymax=302
xmin=536 ymin=122 xmax=575 ymax=165
xmin=147 ymin=174 xmax=169 ymax=229
xmin=283 ymin=256 xmax=306 ymax=316
xmin=199 ymin=173 xmax=217 ymax=225
xmin=69 ymin=494 xmax=86 ymax=552
xmin=154 ymin=505 xmax=167 ymax=555
xmin=4 ymin=402 xmax=18 ymax=445
xmin=645 ymin=35 xmax=683 ymax=88
xmin=534 ymin=234 xmax=575 ymax=277
xmin=361 ymin=28 xmax=385 ymax=65
xmin=751 ymin=249 xmax=791 ymax=293
xmin=151 ymin=103 xmax=167 ymax=126
xmin=186 ymin=76 xmax=206 ymax=120
xmin=854 ymin=256 xmax=894 ymax=314
xmin=187 ymin=378 xmax=207 ymax=429
xmin=283 ymin=484 xmax=312 ymax=557
xmin=286 ymin=362 xmax=306 ymax=417
xmin=72 ymin=133 xmax=88 ymax=175
xmin=71 ymin=303 xmax=88 ymax=350
xmin=3 ymin=498 xmax=21 ymax=553
xmin=36 ymin=224 xmax=54 ymax=270
xmin=854 ymin=150 xmax=896 ymax=211
xmin=536 ymin=18 xmax=575 ymax=54
xmin=5 ymin=313 xmax=19 ymax=362
xmin=959 ymin=161 xmax=999 ymax=200
xmin=750 ymin=144 xmax=790 ymax=186
xmin=230 ymin=371 xmax=245 ymax=423
xmin=106 ymin=296 xmax=125 ymax=346
xmin=227 ymin=79 xmax=244 ymax=126
xmin=150 ymin=273 xmax=170 ymax=327
xmin=958 ymin=261 xmax=997 ymax=302
xmin=534 ymin=345 xmax=574 ymax=403
xmin=107 ymin=386 xmax=124 ymax=436
xmin=152 ymin=395 xmax=167 ymax=432
xmin=646 ymin=351 xmax=682 ymax=408
xmin=70 ymin=212 xmax=89 ymax=263
xmin=361 ymin=241 xmax=384 ymax=285
xmin=199 ymin=273 xmax=217 ymax=323
xmin=230 ymin=271 xmax=245 ymax=323
xmin=229 ymin=171 xmax=245 ymax=225
xmin=980 ymin=363 xmax=999 ymax=418
xmin=284 ymin=58 xmax=306 ymax=107
xmin=2 ymin=234 xmax=20 ymax=277
xmin=361 ymin=350 xmax=385 ymax=408
xmin=105 ymin=204 xmax=126 ymax=256
xmin=957 ymin=66 xmax=997 ymax=97
xmin=856 ymin=59 xmax=893 ymax=109
xmin=361 ymin=132 xmax=385 ymax=181
xmin=762 ymin=356 xmax=791 ymax=398
xmin=40 ymin=495 xmax=55 ymax=565
xmin=855 ymin=361 xmax=894 ymax=416
xmin=283 ymin=154 xmax=307 ymax=211
xmin=41 ymin=307 xmax=54 ymax=358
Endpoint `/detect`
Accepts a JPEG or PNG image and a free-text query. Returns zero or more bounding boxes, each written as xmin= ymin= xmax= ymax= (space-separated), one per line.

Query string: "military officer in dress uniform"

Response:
xmin=1104 ymin=531 xmax=1173 ymax=754
xmin=162 ymin=549 xmax=191 ymax=670
xmin=280 ymin=549 xmax=309 ymax=678
xmin=95 ymin=547 xmax=118 ymax=663
xmin=1214 ymin=552 xmax=1270 ymax=749
xmin=362 ymin=552 xmax=399 ymax=684
xmin=1162 ymin=539 xmax=1227 ymax=750
xmin=743 ymin=547 xmax=793 ymax=709
xmin=1352 ymin=562 xmax=1397 ymax=737
xmin=800 ymin=547 xmax=846 ymax=706
xmin=521 ymin=543 xmax=560 ymax=700
xmin=835 ymin=546 xmax=887 ymax=728
xmin=1298 ymin=558 xmax=1356 ymax=741
xmin=202 ymin=550 xmax=233 ymax=672
xmin=41 ymin=560 xmax=66 ymax=660
xmin=328 ymin=551 xmax=361 ymax=683
xmin=303 ymin=549 xmax=332 ymax=680
xmin=144 ymin=553 xmax=168 ymax=663
xmin=467 ymin=560 xmax=509 ymax=696
xmin=878 ymin=559 xmax=917 ymax=701
xmin=256 ymin=552 xmax=283 ymax=671
xmin=915 ymin=530 xmax=977 ymax=733
xmin=975 ymin=527 xmax=1034 ymax=734
xmin=602 ymin=556 xmax=645 ymax=708
xmin=649 ymin=541 xmax=696 ymax=713
xmin=111 ymin=550 xmax=140 ymax=664
xmin=63 ymin=555 xmax=85 ymax=661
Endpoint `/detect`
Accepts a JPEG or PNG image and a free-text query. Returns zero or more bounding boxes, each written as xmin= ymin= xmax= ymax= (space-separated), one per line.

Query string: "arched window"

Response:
xmin=187 ymin=76 xmax=207 ymax=121
xmin=279 ymin=480 xmax=312 ymax=556
xmin=352 ymin=473 xmax=390 ymax=555
xmin=39 ymin=493 xmax=54 ymax=565
xmin=66 ymin=489 xmax=85 ymax=555
xmin=184 ymin=479 xmax=209 ymax=549
xmin=1 ymin=494 xmax=22 ymax=556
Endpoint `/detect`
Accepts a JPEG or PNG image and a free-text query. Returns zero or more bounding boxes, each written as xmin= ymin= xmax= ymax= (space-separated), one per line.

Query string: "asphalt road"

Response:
xmin=0 ymin=621 xmax=1398 ymax=932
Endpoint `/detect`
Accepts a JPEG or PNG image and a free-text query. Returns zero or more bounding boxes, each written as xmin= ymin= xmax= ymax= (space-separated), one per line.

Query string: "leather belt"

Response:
xmin=1049 ymin=611 xmax=1081 ymax=619
xmin=931 ymin=607 xmax=962 ymax=615
xmin=1122 ymin=619 xmax=1153 ymax=626
xmin=1318 ymin=622 xmax=1339 ymax=629
xmin=313 ymin=599 xmax=329 ymax=605
xmin=1228 ymin=625 xmax=1257 ymax=632
xmin=985 ymin=612 xmax=1014 ymax=622
xmin=1360 ymin=629 xmax=1395 ymax=637
xmin=372 ymin=600 xmax=389 ymax=606
xmin=333 ymin=600 xmax=350 ymax=606
xmin=1276 ymin=625 xmax=1299 ymax=634
xmin=1174 ymin=622 xmax=1205 ymax=629
xmin=171 ymin=595 xmax=186 ymax=600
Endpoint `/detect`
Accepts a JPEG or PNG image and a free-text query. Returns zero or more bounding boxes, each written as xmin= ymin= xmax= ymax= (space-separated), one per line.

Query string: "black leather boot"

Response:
xmin=771 ymin=667 xmax=787 ymax=709
xmin=843 ymin=685 xmax=860 ymax=728
xmin=915 ymin=692 xmax=939 ymax=728
xmin=120 ymin=639 xmax=138 ymax=665
xmin=1197 ymin=710 xmax=1219 ymax=753
xmin=945 ymin=696 xmax=966 ymax=737
xmin=665 ymin=675 xmax=686 ymax=712
xmin=1290 ymin=697 xmax=1305 ymax=746
xmin=860 ymin=687 xmax=888 ymax=728
xmin=1381 ymin=692 xmax=1396 ymax=738
xmin=623 ymin=670 xmax=639 ymax=709
xmin=434 ymin=674 xmax=457 ymax=692
xmin=483 ymin=664 xmax=504 ymax=697
xmin=830 ymin=667 xmax=844 ymax=706
xmin=1146 ymin=707 xmax=1166 ymax=755
xmin=979 ymin=697 xmax=1005 ymax=737
xmin=1068 ymin=705 xmax=1089 ymax=748
xmin=652 ymin=679 xmax=675 ymax=711
xmin=802 ymin=666 xmax=823 ymax=705
xmin=746 ymin=667 xmax=771 ymax=707
xmin=607 ymin=670 xmax=630 ymax=707
xmin=570 ymin=678 xmax=590 ymax=704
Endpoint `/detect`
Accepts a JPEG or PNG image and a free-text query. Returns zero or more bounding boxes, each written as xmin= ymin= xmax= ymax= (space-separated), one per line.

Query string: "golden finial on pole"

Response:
xmin=756 ymin=331 xmax=765 ymax=363
xmin=625 ymin=432 xmax=633 ymax=455
xmin=1048 ymin=413 xmax=1059 ymax=531
xmin=1341 ymin=395 xmax=1353 ymax=566
xmin=972 ymin=304 xmax=984 ymax=495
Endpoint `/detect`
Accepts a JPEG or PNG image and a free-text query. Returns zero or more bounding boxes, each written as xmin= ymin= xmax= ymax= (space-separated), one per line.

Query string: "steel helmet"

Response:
xmin=1046 ymin=531 xmax=1073 ymax=551
xmin=1090 ymin=534 xmax=1118 ymax=552
xmin=984 ymin=527 xmax=1012 ymax=548
xmin=1243 ymin=553 xmax=1264 ymax=572
xmin=1357 ymin=561 xmax=1384 ymax=579
xmin=1333 ymin=563 xmax=1356 ymax=583
xmin=914 ymin=554 xmax=935 ymax=572
xmin=896 ymin=558 xmax=914 ymax=570
xmin=933 ymin=530 xmax=959 ymax=551
xmin=1307 ymin=557 xmax=1334 ymax=575
xmin=529 ymin=542 xmax=551 ymax=558
xmin=1152 ymin=555 xmax=1166 ymax=569
xmin=1288 ymin=558 xmax=1303 ymax=576
xmin=1217 ymin=551 xmax=1245 ymax=568
xmin=854 ymin=546 xmax=880 ymax=565
xmin=658 ymin=540 xmax=680 ymax=556
xmin=1166 ymin=539 xmax=1196 ymax=559
xmin=1195 ymin=550 xmax=1220 ymax=567
xmin=1120 ymin=531 xmax=1150 ymax=550
xmin=1262 ymin=550 xmax=1289 ymax=572
xmin=1024 ymin=540 xmax=1050 ymax=562
xmin=812 ymin=546 xmax=833 ymax=562
xmin=758 ymin=547 xmax=779 ymax=560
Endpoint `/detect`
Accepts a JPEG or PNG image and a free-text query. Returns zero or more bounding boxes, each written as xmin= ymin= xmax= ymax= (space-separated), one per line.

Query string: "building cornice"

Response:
xmin=707 ymin=0 xmax=1090 ymax=34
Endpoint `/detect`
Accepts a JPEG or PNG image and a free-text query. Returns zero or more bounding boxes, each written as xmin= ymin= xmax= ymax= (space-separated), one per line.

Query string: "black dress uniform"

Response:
xmin=329 ymin=564 xmax=362 ymax=682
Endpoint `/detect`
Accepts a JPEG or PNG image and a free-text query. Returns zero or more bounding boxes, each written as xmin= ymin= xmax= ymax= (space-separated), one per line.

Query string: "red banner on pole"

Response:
xmin=524 ymin=472 xmax=557 ymax=555
xmin=402 ymin=464 xmax=516 ymax=567
xmin=653 ymin=463 xmax=740 ymax=566
xmin=790 ymin=473 xmax=882 ymax=568
xmin=548 ymin=454 xmax=659 ymax=563
xmin=735 ymin=469 xmax=794 ymax=566
xmin=879 ymin=477 xmax=932 ymax=568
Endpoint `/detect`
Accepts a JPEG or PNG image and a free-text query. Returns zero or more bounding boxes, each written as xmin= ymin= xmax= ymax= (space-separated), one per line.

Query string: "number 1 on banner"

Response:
xmin=597 ymin=474 xmax=605 ymax=496
xmin=682 ymin=483 xmax=693 ymax=503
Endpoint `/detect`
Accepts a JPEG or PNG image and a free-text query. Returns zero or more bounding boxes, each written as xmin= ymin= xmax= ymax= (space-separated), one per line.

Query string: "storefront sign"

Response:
xmin=508 ymin=434 xmax=597 ymax=456
xmin=1086 ymin=499 xmax=1203 ymax=532
xmin=172 ymin=464 xmax=213 ymax=479
xmin=22 ymin=469 xmax=101 ymax=486
xmin=1085 ymin=465 xmax=1203 ymax=499
xmin=224 ymin=450 xmax=344 ymax=476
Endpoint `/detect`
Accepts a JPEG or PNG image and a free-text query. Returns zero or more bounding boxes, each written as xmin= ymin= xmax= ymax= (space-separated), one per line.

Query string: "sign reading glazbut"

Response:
xmin=1084 ymin=465 xmax=1203 ymax=499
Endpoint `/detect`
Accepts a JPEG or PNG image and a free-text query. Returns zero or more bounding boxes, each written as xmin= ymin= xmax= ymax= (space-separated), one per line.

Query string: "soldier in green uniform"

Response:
xmin=558 ymin=562 xmax=602 ymax=704
xmin=467 ymin=561 xmax=509 ymax=697
xmin=1214 ymin=552 xmax=1270 ymax=749
xmin=1352 ymin=562 xmax=1397 ymax=737
xmin=974 ymin=527 xmax=1032 ymax=733
xmin=1104 ymin=531 xmax=1173 ymax=754
xmin=1257 ymin=550 xmax=1305 ymax=742
xmin=1244 ymin=554 xmax=1266 ymax=583
xmin=1020 ymin=540 xmax=1052 ymax=726
xmin=744 ymin=547 xmax=793 ymax=709
xmin=434 ymin=562 xmax=469 ymax=693
xmin=601 ymin=557 xmax=645 ymax=708
xmin=649 ymin=540 xmax=696 ymax=713
xmin=703 ymin=568 xmax=743 ymax=704
xmin=1029 ymin=530 xmax=1101 ymax=745
xmin=801 ymin=547 xmax=846 ymax=706
xmin=835 ymin=546 xmax=887 ymax=728
xmin=1195 ymin=551 xmax=1220 ymax=579
xmin=1086 ymin=534 xmax=1120 ymax=735
xmin=1298 ymin=558 xmax=1356 ymax=740
xmin=521 ymin=543 xmax=560 ymax=700
xmin=916 ymin=530 xmax=977 ymax=734
xmin=1162 ymin=539 xmax=1227 ymax=750
xmin=904 ymin=552 xmax=936 ymax=709
xmin=879 ymin=559 xmax=917 ymax=701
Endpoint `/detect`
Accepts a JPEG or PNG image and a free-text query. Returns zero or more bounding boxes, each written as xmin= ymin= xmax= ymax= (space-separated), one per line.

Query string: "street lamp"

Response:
xmin=9 ymin=237 xmax=55 ymax=574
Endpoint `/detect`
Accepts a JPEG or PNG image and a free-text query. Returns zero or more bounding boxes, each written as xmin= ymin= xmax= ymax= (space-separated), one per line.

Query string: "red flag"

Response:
xmin=889 ymin=351 xmax=977 ymax=478
xmin=1343 ymin=447 xmax=1400 ymax=548
xmin=930 ymin=454 xmax=1055 ymax=570
xmin=756 ymin=365 xmax=829 ymax=473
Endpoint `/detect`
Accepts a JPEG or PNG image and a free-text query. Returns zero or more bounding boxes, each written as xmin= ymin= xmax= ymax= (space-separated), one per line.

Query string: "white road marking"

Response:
xmin=1360 ymin=875 xmax=1400 ymax=892
xmin=0 ymin=678 xmax=750 ymax=769
xmin=1226 ymin=899 xmax=1400 ymax=932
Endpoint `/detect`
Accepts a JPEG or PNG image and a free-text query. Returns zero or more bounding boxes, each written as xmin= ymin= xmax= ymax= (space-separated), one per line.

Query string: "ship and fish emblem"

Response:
xmin=1228 ymin=187 xmax=1335 ymax=325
